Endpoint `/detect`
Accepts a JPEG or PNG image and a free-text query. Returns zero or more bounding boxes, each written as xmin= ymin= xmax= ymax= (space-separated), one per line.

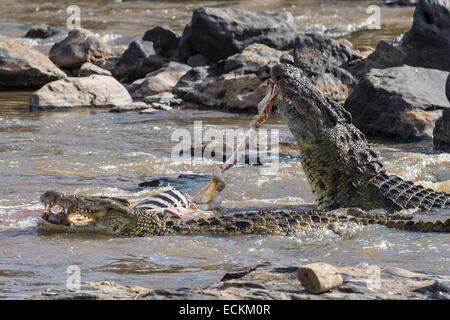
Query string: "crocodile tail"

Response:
xmin=370 ymin=174 xmax=450 ymax=211
xmin=381 ymin=218 xmax=450 ymax=233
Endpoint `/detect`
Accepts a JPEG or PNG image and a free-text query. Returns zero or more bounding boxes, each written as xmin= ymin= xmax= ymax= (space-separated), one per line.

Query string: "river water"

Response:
xmin=1 ymin=0 xmax=449 ymax=299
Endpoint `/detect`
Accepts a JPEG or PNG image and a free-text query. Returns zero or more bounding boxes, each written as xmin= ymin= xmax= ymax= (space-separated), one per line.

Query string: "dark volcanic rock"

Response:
xmin=434 ymin=108 xmax=450 ymax=152
xmin=293 ymin=34 xmax=360 ymax=101
xmin=187 ymin=54 xmax=210 ymax=67
xmin=49 ymin=29 xmax=112 ymax=70
xmin=351 ymin=0 xmax=450 ymax=77
xmin=179 ymin=7 xmax=297 ymax=63
xmin=345 ymin=66 xmax=449 ymax=142
xmin=112 ymin=40 xmax=165 ymax=83
xmin=25 ymin=24 xmax=59 ymax=39
xmin=143 ymin=26 xmax=179 ymax=58
xmin=0 ymin=40 xmax=66 ymax=88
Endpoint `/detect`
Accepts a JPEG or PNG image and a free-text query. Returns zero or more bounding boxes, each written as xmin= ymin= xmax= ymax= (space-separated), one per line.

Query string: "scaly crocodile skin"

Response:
xmin=39 ymin=191 xmax=450 ymax=236
xmin=271 ymin=63 xmax=450 ymax=212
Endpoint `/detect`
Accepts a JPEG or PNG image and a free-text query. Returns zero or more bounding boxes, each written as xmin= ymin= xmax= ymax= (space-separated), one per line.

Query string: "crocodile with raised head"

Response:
xmin=271 ymin=63 xmax=450 ymax=212
xmin=38 ymin=190 xmax=450 ymax=236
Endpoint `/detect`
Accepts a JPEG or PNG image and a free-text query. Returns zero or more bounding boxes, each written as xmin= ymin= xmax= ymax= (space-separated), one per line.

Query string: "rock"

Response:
xmin=142 ymin=26 xmax=179 ymax=58
xmin=142 ymin=92 xmax=182 ymax=106
xmin=138 ymin=174 xmax=212 ymax=190
xmin=293 ymin=34 xmax=360 ymax=102
xmin=78 ymin=62 xmax=111 ymax=77
xmin=139 ymin=107 xmax=158 ymax=114
xmin=344 ymin=66 xmax=449 ymax=141
xmin=179 ymin=7 xmax=297 ymax=62
xmin=297 ymin=263 xmax=343 ymax=294
xmin=223 ymin=43 xmax=285 ymax=79
xmin=25 ymin=24 xmax=59 ymax=39
xmin=0 ymin=40 xmax=66 ymax=88
xmin=112 ymin=40 xmax=166 ymax=83
xmin=187 ymin=54 xmax=210 ymax=67
xmin=351 ymin=0 xmax=450 ymax=77
xmin=179 ymin=72 xmax=268 ymax=112
xmin=434 ymin=108 xmax=450 ymax=152
xmin=29 ymin=75 xmax=132 ymax=111
xmin=109 ymin=101 xmax=150 ymax=113
xmin=128 ymin=62 xmax=191 ymax=100
xmin=49 ymin=29 xmax=112 ymax=70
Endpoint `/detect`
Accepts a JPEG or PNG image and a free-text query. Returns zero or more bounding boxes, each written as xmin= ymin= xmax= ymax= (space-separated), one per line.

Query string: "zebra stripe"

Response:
xmin=136 ymin=188 xmax=190 ymax=210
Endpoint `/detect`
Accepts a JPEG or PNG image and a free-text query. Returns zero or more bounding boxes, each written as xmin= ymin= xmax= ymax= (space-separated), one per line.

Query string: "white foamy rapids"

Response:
xmin=0 ymin=203 xmax=44 ymax=232
xmin=383 ymin=152 xmax=450 ymax=192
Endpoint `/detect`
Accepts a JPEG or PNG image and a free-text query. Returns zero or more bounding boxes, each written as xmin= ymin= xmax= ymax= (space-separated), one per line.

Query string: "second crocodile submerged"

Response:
xmin=271 ymin=63 xmax=450 ymax=212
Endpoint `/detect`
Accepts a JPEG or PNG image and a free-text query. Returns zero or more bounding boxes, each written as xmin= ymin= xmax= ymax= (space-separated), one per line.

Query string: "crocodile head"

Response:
xmin=39 ymin=190 xmax=137 ymax=234
xmin=271 ymin=63 xmax=354 ymax=146
xmin=271 ymin=63 xmax=385 ymax=210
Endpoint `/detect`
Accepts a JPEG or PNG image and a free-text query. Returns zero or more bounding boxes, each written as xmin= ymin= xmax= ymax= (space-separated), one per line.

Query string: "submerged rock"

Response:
xmin=112 ymin=40 xmax=165 ymax=83
xmin=434 ymin=108 xmax=450 ymax=152
xmin=0 ymin=40 xmax=66 ymax=88
xmin=78 ymin=62 xmax=111 ymax=77
xmin=345 ymin=66 xmax=449 ymax=142
xmin=29 ymin=75 xmax=132 ymax=111
xmin=128 ymin=62 xmax=191 ymax=100
xmin=293 ymin=34 xmax=360 ymax=102
xmin=179 ymin=7 xmax=297 ymax=62
xmin=49 ymin=29 xmax=112 ymax=70
xmin=109 ymin=101 xmax=151 ymax=113
xmin=25 ymin=24 xmax=59 ymax=39
xmin=351 ymin=0 xmax=450 ymax=77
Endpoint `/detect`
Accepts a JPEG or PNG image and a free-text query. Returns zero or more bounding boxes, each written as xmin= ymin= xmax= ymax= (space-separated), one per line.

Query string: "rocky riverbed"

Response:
xmin=28 ymin=262 xmax=450 ymax=300
xmin=1 ymin=0 xmax=450 ymax=300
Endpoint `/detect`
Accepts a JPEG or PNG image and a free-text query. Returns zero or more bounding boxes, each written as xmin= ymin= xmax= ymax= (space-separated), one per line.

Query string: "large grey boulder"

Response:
xmin=0 ymin=40 xmax=66 ymax=88
xmin=344 ymin=66 xmax=449 ymax=141
xmin=176 ymin=69 xmax=268 ymax=112
xmin=433 ymin=108 xmax=450 ymax=152
xmin=29 ymin=75 xmax=132 ymax=111
xmin=351 ymin=0 xmax=450 ymax=77
xmin=128 ymin=62 xmax=191 ymax=100
xmin=293 ymin=34 xmax=360 ymax=102
xmin=112 ymin=40 xmax=165 ymax=83
xmin=179 ymin=7 xmax=297 ymax=62
xmin=49 ymin=29 xmax=112 ymax=70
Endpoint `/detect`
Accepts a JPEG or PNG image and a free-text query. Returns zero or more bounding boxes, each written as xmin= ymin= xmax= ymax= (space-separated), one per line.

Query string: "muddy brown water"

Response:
xmin=1 ymin=1 xmax=449 ymax=299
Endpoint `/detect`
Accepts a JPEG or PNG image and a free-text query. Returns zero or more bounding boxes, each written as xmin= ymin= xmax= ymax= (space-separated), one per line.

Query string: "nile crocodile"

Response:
xmin=37 ymin=63 xmax=450 ymax=236
xmin=38 ymin=190 xmax=450 ymax=236
xmin=271 ymin=63 xmax=450 ymax=212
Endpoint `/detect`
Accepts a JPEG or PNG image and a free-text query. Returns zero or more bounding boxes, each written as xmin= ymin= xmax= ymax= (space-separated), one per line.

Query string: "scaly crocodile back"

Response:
xmin=128 ymin=208 xmax=450 ymax=236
